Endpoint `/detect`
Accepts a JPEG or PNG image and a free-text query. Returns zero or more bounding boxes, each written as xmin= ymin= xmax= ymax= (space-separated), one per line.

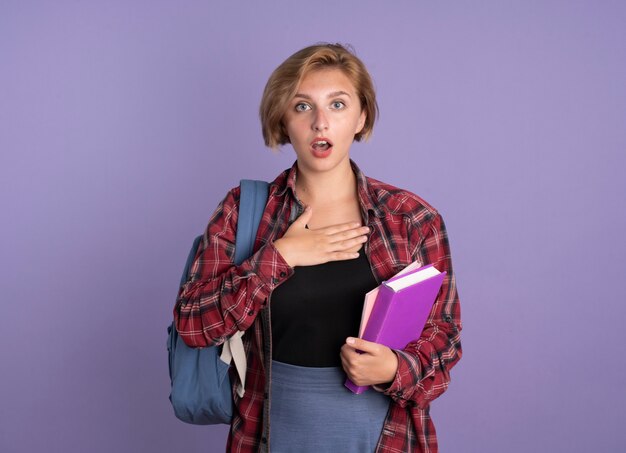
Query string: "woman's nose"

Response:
xmin=312 ymin=109 xmax=328 ymax=132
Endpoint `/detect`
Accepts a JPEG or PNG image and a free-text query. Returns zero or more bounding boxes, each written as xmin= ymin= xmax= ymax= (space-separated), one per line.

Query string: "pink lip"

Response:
xmin=310 ymin=137 xmax=333 ymax=158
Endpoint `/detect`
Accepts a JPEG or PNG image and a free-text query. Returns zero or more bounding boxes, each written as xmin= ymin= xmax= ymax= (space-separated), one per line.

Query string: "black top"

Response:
xmin=270 ymin=247 xmax=379 ymax=367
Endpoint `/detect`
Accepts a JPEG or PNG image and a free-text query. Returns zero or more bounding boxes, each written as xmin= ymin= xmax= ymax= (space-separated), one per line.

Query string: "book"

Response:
xmin=345 ymin=263 xmax=446 ymax=394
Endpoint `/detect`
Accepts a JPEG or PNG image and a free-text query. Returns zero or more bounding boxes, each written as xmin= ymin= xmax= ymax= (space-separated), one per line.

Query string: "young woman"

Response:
xmin=175 ymin=43 xmax=462 ymax=453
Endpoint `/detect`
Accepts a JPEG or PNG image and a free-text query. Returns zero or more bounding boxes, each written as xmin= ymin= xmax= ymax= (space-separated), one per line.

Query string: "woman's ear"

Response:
xmin=355 ymin=109 xmax=367 ymax=134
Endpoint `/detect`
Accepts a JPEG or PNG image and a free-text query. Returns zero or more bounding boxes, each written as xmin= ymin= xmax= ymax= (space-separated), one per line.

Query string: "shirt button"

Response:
xmin=279 ymin=271 xmax=286 ymax=278
xmin=248 ymin=309 xmax=255 ymax=316
xmin=261 ymin=437 xmax=267 ymax=444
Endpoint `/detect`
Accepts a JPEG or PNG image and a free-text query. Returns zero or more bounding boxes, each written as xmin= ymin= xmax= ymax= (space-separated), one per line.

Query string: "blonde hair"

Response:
xmin=260 ymin=43 xmax=378 ymax=149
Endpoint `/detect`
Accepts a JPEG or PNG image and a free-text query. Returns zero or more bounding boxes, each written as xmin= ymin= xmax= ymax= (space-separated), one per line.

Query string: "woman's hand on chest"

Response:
xmin=273 ymin=206 xmax=370 ymax=267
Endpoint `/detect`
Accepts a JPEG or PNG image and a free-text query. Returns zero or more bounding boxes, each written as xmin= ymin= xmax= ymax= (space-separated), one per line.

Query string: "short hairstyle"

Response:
xmin=260 ymin=43 xmax=378 ymax=149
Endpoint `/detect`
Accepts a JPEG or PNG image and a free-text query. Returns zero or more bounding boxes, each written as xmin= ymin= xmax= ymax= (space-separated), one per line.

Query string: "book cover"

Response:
xmin=357 ymin=261 xmax=423 ymax=338
xmin=345 ymin=264 xmax=446 ymax=394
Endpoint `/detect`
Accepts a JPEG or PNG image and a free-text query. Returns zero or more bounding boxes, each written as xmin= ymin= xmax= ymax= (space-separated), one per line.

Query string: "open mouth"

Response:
xmin=312 ymin=140 xmax=332 ymax=151
xmin=310 ymin=138 xmax=333 ymax=157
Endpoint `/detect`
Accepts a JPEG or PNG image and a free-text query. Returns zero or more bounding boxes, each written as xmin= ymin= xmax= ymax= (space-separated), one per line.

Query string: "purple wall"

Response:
xmin=2 ymin=1 xmax=625 ymax=452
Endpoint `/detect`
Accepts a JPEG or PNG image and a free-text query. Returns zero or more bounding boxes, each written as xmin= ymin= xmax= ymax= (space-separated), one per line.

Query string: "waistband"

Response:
xmin=271 ymin=360 xmax=347 ymax=389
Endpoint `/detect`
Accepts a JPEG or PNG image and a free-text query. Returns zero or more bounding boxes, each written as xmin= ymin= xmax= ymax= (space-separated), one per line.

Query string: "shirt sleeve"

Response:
xmin=173 ymin=187 xmax=293 ymax=348
xmin=382 ymin=212 xmax=463 ymax=409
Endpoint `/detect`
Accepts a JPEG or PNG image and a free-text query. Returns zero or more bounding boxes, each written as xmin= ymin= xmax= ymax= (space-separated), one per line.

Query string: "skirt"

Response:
xmin=269 ymin=360 xmax=390 ymax=453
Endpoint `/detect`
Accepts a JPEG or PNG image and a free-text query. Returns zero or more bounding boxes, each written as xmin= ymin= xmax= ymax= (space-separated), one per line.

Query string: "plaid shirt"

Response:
xmin=175 ymin=160 xmax=462 ymax=453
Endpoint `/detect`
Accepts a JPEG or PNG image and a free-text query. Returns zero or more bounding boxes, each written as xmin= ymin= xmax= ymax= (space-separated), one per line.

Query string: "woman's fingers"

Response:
xmin=328 ymin=226 xmax=370 ymax=244
xmin=317 ymin=229 xmax=368 ymax=255
xmin=319 ymin=222 xmax=369 ymax=237
xmin=340 ymin=339 xmax=398 ymax=387
xmin=273 ymin=213 xmax=371 ymax=267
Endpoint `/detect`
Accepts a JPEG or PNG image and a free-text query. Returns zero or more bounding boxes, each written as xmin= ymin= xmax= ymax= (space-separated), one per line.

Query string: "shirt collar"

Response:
xmin=272 ymin=160 xmax=385 ymax=220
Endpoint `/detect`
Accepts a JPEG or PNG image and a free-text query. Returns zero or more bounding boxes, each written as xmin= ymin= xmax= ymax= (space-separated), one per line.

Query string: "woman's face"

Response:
xmin=282 ymin=68 xmax=366 ymax=176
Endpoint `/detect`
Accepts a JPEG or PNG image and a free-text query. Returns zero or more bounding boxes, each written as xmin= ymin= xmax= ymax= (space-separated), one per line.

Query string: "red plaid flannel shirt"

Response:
xmin=175 ymin=160 xmax=462 ymax=452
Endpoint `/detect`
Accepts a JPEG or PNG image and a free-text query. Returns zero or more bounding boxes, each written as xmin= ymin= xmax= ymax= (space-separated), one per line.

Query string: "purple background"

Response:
xmin=2 ymin=1 xmax=625 ymax=452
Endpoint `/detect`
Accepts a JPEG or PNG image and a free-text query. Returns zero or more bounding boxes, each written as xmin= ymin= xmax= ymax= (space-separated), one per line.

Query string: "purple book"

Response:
xmin=345 ymin=264 xmax=446 ymax=394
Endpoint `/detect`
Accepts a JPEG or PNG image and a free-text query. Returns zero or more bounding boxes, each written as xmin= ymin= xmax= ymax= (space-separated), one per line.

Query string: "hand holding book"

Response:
xmin=345 ymin=262 xmax=446 ymax=394
xmin=340 ymin=336 xmax=399 ymax=389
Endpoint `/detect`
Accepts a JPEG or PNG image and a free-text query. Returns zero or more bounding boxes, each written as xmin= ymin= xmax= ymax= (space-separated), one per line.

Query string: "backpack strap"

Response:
xmin=222 ymin=179 xmax=269 ymax=397
xmin=234 ymin=180 xmax=269 ymax=265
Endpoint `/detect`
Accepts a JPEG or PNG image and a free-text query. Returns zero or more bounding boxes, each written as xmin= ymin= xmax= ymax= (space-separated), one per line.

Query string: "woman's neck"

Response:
xmin=294 ymin=161 xmax=358 ymax=207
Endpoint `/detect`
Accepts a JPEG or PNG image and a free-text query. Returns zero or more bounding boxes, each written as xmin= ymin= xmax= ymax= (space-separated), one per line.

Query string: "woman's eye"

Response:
xmin=295 ymin=103 xmax=311 ymax=112
xmin=331 ymin=101 xmax=345 ymax=109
